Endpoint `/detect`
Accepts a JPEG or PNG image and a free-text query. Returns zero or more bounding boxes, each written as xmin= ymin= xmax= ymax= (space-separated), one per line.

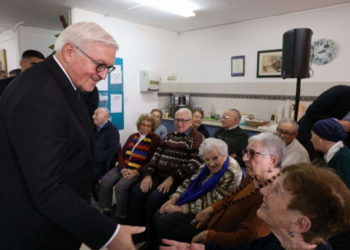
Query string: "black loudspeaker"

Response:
xmin=282 ymin=28 xmax=313 ymax=79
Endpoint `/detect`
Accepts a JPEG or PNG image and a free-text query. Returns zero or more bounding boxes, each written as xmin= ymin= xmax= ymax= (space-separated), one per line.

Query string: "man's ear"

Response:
xmin=19 ymin=59 xmax=25 ymax=69
xmin=60 ymin=43 xmax=75 ymax=63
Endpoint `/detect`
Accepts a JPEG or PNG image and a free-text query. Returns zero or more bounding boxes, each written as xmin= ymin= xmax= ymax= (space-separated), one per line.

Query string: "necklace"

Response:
xmin=221 ymin=173 xmax=281 ymax=209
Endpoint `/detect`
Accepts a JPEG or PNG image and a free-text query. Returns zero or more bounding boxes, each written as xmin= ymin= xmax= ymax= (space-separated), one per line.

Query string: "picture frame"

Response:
xmin=0 ymin=49 xmax=8 ymax=74
xmin=231 ymin=55 xmax=245 ymax=77
xmin=257 ymin=49 xmax=282 ymax=78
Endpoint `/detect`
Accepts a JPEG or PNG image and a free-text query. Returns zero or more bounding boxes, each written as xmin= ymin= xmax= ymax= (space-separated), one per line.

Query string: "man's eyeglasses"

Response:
xmin=75 ymin=46 xmax=115 ymax=73
xmin=242 ymin=148 xmax=271 ymax=159
xmin=276 ymin=128 xmax=295 ymax=136
xmin=221 ymin=115 xmax=233 ymax=120
xmin=175 ymin=119 xmax=191 ymax=123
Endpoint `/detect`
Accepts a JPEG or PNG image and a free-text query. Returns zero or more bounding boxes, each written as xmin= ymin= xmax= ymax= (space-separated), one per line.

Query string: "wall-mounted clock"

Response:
xmin=311 ymin=39 xmax=337 ymax=65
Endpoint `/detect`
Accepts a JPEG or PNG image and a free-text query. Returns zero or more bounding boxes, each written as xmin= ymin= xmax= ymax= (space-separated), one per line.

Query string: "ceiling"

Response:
xmin=1 ymin=0 xmax=350 ymax=34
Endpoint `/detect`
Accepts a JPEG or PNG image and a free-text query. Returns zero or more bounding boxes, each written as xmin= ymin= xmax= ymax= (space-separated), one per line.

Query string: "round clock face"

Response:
xmin=311 ymin=39 xmax=336 ymax=65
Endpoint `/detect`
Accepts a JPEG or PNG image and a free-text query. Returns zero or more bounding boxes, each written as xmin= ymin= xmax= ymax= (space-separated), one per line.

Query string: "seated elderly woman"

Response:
xmin=161 ymin=163 xmax=350 ymax=250
xmin=152 ymin=138 xmax=243 ymax=248
xmin=98 ymin=113 xmax=161 ymax=219
xmin=156 ymin=133 xmax=286 ymax=246
xmin=192 ymin=109 xmax=210 ymax=138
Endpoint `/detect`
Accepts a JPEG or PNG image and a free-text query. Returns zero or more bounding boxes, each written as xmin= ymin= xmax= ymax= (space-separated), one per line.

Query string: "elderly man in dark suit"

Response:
xmin=92 ymin=107 xmax=121 ymax=183
xmin=0 ymin=22 xmax=143 ymax=250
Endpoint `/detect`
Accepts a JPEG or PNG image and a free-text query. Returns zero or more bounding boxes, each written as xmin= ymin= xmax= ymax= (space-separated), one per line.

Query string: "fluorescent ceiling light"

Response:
xmin=143 ymin=0 xmax=197 ymax=17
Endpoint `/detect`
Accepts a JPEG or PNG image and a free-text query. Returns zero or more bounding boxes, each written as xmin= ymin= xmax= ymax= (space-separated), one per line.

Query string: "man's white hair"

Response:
xmin=54 ymin=22 xmax=118 ymax=51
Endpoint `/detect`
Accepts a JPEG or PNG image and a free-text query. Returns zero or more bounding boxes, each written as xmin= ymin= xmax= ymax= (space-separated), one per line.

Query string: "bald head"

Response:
xmin=92 ymin=108 xmax=109 ymax=126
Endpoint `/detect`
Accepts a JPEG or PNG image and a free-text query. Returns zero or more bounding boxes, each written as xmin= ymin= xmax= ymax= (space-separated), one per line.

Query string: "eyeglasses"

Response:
xmin=221 ymin=115 xmax=233 ymax=120
xmin=242 ymin=148 xmax=271 ymax=159
xmin=75 ymin=46 xmax=115 ymax=73
xmin=276 ymin=128 xmax=295 ymax=136
xmin=175 ymin=119 xmax=191 ymax=123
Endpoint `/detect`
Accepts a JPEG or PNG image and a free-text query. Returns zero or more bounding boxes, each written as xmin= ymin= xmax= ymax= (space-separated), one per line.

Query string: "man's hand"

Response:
xmin=191 ymin=230 xmax=208 ymax=243
xmin=160 ymin=239 xmax=205 ymax=250
xmin=157 ymin=176 xmax=174 ymax=194
xmin=140 ymin=175 xmax=153 ymax=193
xmin=107 ymin=225 xmax=145 ymax=250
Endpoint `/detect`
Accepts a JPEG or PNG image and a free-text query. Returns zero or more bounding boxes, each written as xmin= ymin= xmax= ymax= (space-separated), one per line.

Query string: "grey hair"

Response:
xmin=248 ymin=132 xmax=286 ymax=165
xmin=54 ymin=22 xmax=118 ymax=51
xmin=199 ymin=138 xmax=228 ymax=158
xmin=230 ymin=108 xmax=241 ymax=121
xmin=175 ymin=108 xmax=192 ymax=119
xmin=278 ymin=118 xmax=299 ymax=132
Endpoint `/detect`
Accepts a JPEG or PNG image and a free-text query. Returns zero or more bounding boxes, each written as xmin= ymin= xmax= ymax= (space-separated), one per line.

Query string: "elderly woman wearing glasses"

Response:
xmin=150 ymin=138 xmax=243 ymax=248
xmin=98 ymin=113 xmax=160 ymax=219
xmin=161 ymin=163 xmax=350 ymax=250
xmin=156 ymin=133 xmax=285 ymax=246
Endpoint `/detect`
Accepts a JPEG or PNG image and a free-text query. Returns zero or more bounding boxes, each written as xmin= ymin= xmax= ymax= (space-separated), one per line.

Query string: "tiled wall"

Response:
xmin=158 ymin=81 xmax=350 ymax=120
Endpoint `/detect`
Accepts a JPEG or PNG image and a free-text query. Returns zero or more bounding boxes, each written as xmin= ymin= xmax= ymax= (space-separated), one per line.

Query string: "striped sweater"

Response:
xmin=144 ymin=128 xmax=203 ymax=180
xmin=118 ymin=132 xmax=160 ymax=172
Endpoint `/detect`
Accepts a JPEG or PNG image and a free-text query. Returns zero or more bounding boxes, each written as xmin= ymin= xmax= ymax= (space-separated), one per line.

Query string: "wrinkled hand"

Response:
xmin=160 ymin=197 xmax=178 ymax=214
xmin=191 ymin=230 xmax=208 ymax=243
xmin=121 ymin=168 xmax=129 ymax=178
xmin=338 ymin=120 xmax=350 ymax=132
xmin=140 ymin=175 xmax=153 ymax=193
xmin=157 ymin=176 xmax=174 ymax=194
xmin=123 ymin=169 xmax=139 ymax=180
xmin=107 ymin=225 xmax=145 ymax=250
xmin=160 ymin=239 xmax=205 ymax=250
xmin=191 ymin=207 xmax=214 ymax=229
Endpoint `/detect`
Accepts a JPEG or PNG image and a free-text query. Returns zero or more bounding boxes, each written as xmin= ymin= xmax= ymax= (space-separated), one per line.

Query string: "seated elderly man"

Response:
xmin=128 ymin=108 xmax=203 ymax=244
xmin=214 ymin=109 xmax=248 ymax=166
xmin=276 ymin=118 xmax=310 ymax=167
xmin=92 ymin=108 xmax=121 ymax=183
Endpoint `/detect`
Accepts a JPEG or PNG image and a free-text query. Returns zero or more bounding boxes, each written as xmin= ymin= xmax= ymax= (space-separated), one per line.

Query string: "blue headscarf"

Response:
xmin=176 ymin=156 xmax=230 ymax=206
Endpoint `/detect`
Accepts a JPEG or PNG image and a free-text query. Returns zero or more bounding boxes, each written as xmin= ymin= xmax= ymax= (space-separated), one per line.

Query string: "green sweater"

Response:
xmin=327 ymin=147 xmax=350 ymax=188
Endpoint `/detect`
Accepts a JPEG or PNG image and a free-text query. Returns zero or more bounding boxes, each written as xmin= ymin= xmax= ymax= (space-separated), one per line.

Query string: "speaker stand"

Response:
xmin=294 ymin=77 xmax=302 ymax=121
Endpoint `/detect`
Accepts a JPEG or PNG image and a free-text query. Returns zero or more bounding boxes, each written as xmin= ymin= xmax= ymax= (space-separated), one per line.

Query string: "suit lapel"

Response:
xmin=44 ymin=56 xmax=94 ymax=135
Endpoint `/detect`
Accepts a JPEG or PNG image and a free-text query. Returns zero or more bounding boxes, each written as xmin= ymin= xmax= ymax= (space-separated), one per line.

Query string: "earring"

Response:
xmin=288 ymin=231 xmax=295 ymax=238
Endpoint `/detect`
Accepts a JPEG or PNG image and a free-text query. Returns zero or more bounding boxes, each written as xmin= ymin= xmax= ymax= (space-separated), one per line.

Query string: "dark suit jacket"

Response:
xmin=214 ymin=126 xmax=248 ymax=167
xmin=0 ymin=76 xmax=15 ymax=96
xmin=0 ymin=56 xmax=116 ymax=250
xmin=297 ymin=85 xmax=350 ymax=158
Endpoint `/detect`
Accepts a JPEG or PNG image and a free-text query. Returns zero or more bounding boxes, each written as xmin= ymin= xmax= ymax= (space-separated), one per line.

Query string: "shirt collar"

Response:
xmin=53 ymin=55 xmax=77 ymax=91
xmin=325 ymin=141 xmax=344 ymax=163
xmin=225 ymin=124 xmax=239 ymax=130
xmin=175 ymin=127 xmax=192 ymax=136
xmin=97 ymin=120 xmax=109 ymax=132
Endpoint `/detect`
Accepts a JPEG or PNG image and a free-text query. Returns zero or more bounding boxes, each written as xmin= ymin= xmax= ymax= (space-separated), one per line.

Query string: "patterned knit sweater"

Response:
xmin=118 ymin=132 xmax=160 ymax=173
xmin=171 ymin=157 xmax=243 ymax=214
xmin=144 ymin=128 xmax=203 ymax=181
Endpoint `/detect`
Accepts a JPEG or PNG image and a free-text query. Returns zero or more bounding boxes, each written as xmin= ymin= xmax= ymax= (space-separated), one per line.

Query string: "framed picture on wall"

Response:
xmin=0 ymin=49 xmax=8 ymax=73
xmin=257 ymin=49 xmax=282 ymax=77
xmin=231 ymin=55 xmax=245 ymax=77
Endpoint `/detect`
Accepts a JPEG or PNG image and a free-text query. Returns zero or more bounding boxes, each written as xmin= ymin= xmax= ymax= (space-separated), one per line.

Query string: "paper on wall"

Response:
xmin=110 ymin=94 xmax=122 ymax=113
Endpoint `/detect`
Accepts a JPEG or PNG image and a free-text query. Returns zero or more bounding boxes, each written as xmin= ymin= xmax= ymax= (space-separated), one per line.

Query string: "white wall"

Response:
xmin=72 ymin=8 xmax=178 ymax=143
xmin=175 ymin=4 xmax=350 ymax=83
xmin=0 ymin=25 xmax=60 ymax=72
xmin=18 ymin=26 xmax=60 ymax=57
xmin=159 ymin=4 xmax=350 ymax=120
xmin=0 ymin=29 xmax=20 ymax=72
